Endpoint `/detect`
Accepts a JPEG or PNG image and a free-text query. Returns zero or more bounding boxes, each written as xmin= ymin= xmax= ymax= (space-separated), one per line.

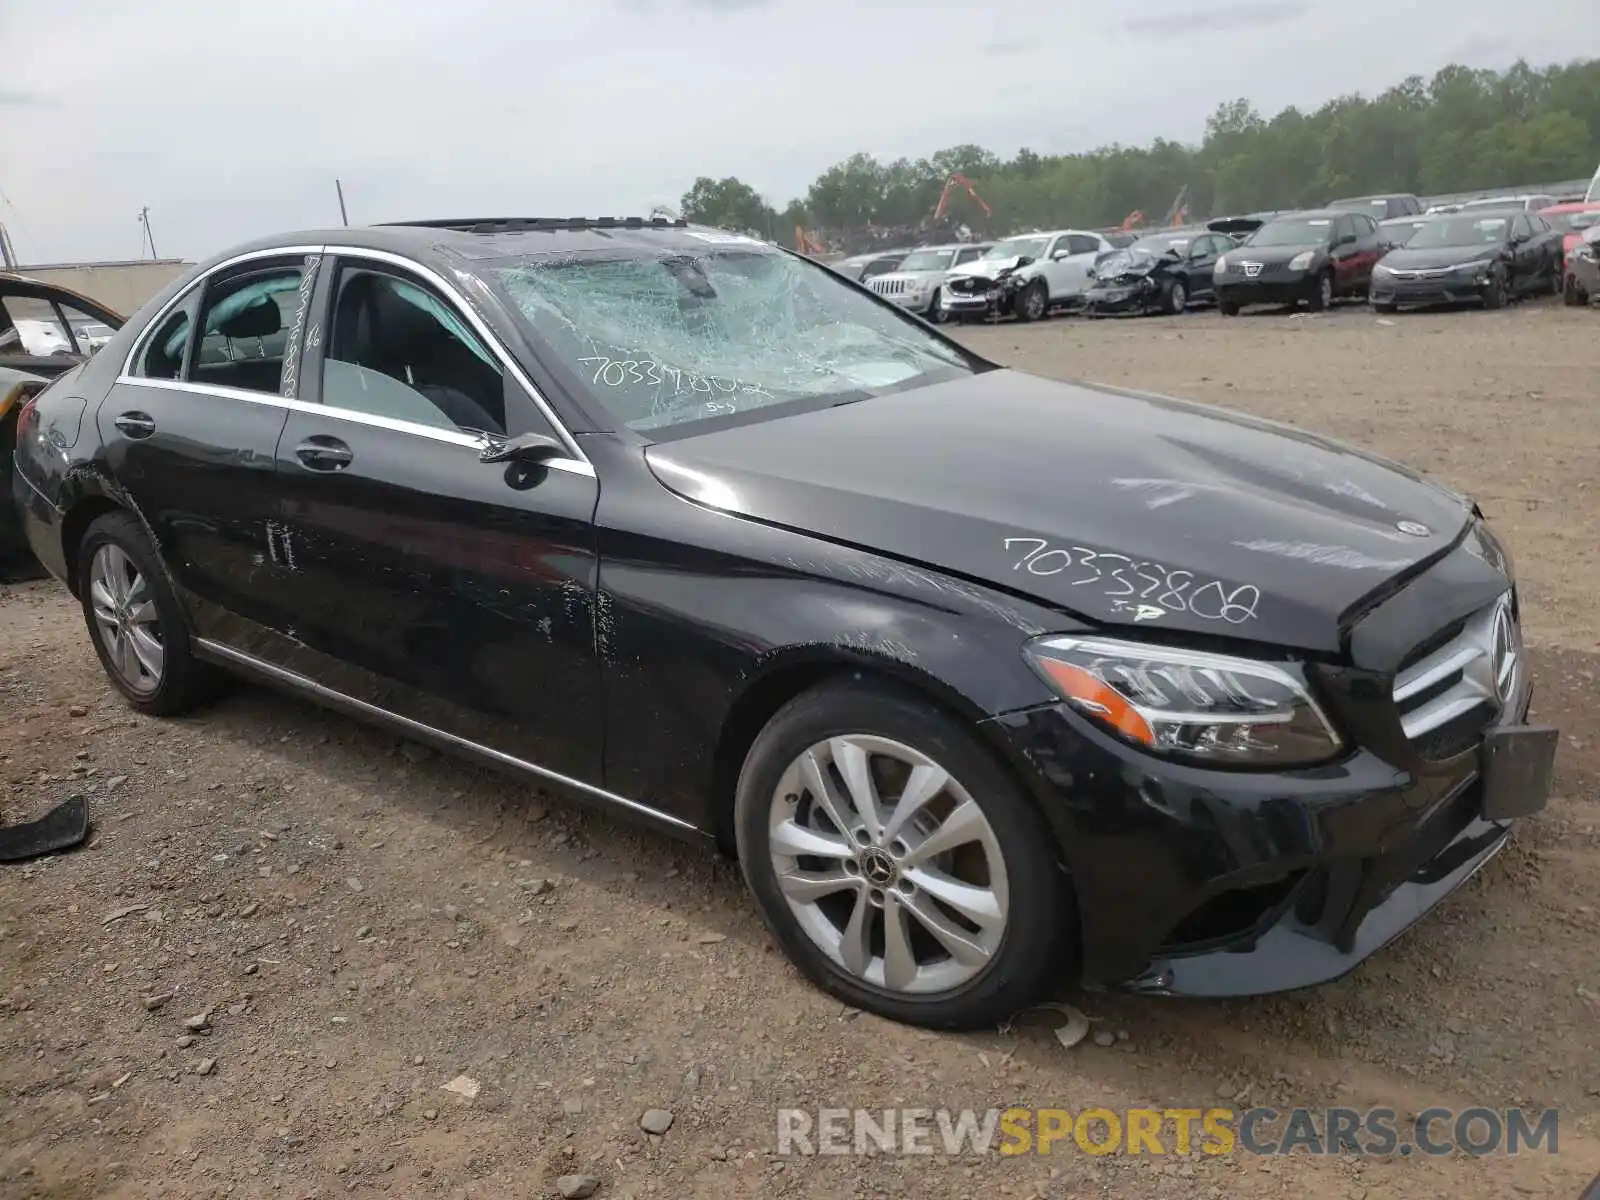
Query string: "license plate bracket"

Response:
xmin=1479 ymin=723 xmax=1558 ymax=820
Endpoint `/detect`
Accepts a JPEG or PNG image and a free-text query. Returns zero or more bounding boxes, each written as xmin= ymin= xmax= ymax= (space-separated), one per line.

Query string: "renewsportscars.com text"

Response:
xmin=776 ymin=1106 xmax=1559 ymax=1158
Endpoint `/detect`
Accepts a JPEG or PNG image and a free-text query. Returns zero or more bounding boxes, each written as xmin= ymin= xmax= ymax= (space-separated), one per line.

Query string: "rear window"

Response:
xmin=488 ymin=245 xmax=976 ymax=435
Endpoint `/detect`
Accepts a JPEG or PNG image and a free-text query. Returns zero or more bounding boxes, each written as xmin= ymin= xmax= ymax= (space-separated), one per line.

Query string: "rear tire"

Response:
xmin=1218 ymin=300 xmax=1240 ymax=317
xmin=733 ymin=680 xmax=1078 ymax=1030
xmin=76 ymin=511 xmax=220 ymax=717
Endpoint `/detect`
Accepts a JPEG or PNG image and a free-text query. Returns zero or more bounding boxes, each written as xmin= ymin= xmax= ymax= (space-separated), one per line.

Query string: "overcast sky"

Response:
xmin=3 ymin=0 xmax=1597 ymax=265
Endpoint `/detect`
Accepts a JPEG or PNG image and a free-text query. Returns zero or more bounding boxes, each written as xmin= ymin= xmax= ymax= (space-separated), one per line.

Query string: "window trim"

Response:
xmin=116 ymin=242 xmax=593 ymax=477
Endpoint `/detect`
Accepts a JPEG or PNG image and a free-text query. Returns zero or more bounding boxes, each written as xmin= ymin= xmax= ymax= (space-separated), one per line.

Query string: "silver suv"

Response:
xmin=863 ymin=243 xmax=992 ymax=321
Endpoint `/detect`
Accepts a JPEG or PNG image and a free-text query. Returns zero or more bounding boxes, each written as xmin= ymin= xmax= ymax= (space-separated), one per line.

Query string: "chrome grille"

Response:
xmin=1393 ymin=592 xmax=1521 ymax=756
xmin=869 ymin=277 xmax=908 ymax=296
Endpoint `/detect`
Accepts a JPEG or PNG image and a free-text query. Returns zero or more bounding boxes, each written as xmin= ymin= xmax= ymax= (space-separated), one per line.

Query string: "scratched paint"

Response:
xmin=1230 ymin=539 xmax=1413 ymax=572
xmin=1110 ymin=477 xmax=1234 ymax=510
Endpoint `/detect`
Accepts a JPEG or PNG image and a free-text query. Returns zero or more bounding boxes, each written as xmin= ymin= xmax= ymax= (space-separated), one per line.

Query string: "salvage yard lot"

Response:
xmin=2 ymin=302 xmax=1598 ymax=1200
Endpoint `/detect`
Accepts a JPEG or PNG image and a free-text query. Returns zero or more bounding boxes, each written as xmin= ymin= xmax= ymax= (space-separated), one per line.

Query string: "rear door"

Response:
xmin=1044 ymin=233 xmax=1103 ymax=299
xmin=97 ymin=250 xmax=321 ymax=640
xmin=265 ymin=250 xmax=605 ymax=783
xmin=1508 ymin=214 xmax=1539 ymax=291
xmin=1185 ymin=235 xmax=1224 ymax=299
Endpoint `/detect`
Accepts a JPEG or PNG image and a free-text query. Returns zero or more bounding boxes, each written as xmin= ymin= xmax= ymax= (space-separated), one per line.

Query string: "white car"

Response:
xmin=939 ymin=229 xmax=1115 ymax=322
xmin=862 ymin=243 xmax=992 ymax=321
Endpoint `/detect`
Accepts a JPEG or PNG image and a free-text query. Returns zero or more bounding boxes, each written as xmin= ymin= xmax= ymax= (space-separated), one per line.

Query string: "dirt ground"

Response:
xmin=3 ymin=299 xmax=1598 ymax=1200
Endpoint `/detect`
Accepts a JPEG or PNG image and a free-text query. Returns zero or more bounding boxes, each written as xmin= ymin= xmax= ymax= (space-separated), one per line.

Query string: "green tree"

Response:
xmin=679 ymin=176 xmax=775 ymax=236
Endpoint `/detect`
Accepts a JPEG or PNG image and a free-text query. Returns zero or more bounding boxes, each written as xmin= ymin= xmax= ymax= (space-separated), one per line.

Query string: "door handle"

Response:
xmin=294 ymin=436 xmax=353 ymax=471
xmin=113 ymin=411 xmax=156 ymax=439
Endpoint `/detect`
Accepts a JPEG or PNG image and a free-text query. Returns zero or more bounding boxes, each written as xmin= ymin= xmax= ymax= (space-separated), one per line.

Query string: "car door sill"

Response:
xmin=192 ymin=638 xmax=704 ymax=839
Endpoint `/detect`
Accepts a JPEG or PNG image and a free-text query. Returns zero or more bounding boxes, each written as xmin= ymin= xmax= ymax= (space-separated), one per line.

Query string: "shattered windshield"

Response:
xmin=982 ymin=237 xmax=1049 ymax=261
xmin=490 ymin=246 xmax=976 ymax=434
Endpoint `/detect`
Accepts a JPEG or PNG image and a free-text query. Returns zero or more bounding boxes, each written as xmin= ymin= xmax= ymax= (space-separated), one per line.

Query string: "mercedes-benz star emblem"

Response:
xmin=858 ymin=846 xmax=897 ymax=887
xmin=1490 ymin=598 xmax=1520 ymax=703
xmin=1395 ymin=520 xmax=1432 ymax=537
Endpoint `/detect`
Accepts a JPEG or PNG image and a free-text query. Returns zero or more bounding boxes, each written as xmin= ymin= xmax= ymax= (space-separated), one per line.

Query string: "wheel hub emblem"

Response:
xmin=858 ymin=846 xmax=897 ymax=887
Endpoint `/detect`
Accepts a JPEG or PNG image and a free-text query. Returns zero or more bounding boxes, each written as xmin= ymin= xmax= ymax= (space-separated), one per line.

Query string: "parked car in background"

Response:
xmin=11 ymin=217 xmax=1553 ymax=1028
xmin=863 ymin=243 xmax=992 ymax=322
xmin=1082 ymin=227 xmax=1232 ymax=316
xmin=1 ymin=365 xmax=51 ymax=561
xmin=1377 ymin=215 xmax=1432 ymax=249
xmin=1562 ymin=222 xmax=1600 ymax=305
xmin=940 ymin=229 xmax=1113 ymax=322
xmin=1537 ymin=202 xmax=1600 ymax=304
xmin=1214 ymin=209 xmax=1383 ymax=314
xmin=1459 ymin=194 xmax=1557 ymax=215
xmin=1327 ymin=193 xmax=1424 ymax=220
xmin=1 ymin=273 xmax=126 ymax=377
xmin=1369 ymin=210 xmax=1563 ymax=312
xmin=829 ymin=251 xmax=914 ymax=282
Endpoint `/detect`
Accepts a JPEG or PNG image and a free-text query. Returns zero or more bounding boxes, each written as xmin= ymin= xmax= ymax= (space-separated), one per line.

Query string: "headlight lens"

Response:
xmin=1288 ymin=251 xmax=1316 ymax=271
xmin=1023 ymin=635 xmax=1344 ymax=766
xmin=1214 ymin=255 xmax=1229 ymax=273
xmin=1372 ymin=263 xmax=1393 ymax=276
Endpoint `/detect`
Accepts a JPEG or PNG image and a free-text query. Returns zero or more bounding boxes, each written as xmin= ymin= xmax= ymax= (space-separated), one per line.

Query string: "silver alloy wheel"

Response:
xmin=89 ymin=544 xmax=164 ymax=695
xmin=1169 ymin=280 xmax=1186 ymax=311
xmin=1319 ymin=274 xmax=1333 ymax=308
xmin=766 ymin=734 xmax=1010 ymax=995
xmin=1023 ymin=285 xmax=1045 ymax=319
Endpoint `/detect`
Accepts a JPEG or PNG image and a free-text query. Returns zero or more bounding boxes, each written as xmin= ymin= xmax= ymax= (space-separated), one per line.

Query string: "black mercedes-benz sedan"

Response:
xmin=10 ymin=217 xmax=1556 ymax=1029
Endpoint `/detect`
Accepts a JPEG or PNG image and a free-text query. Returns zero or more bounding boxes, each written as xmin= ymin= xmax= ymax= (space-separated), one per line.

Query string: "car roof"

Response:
xmin=1329 ymin=193 xmax=1414 ymax=202
xmin=1262 ymin=209 xmax=1345 ymax=221
xmin=200 ymin=218 xmax=791 ymax=274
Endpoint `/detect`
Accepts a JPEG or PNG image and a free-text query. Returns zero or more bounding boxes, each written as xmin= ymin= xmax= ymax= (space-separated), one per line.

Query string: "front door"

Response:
xmin=96 ymin=252 xmax=322 ymax=641
xmin=265 ymin=253 xmax=605 ymax=783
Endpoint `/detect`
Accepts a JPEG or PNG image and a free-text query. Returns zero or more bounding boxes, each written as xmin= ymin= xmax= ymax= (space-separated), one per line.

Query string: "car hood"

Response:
xmin=1382 ymin=246 xmax=1501 ymax=270
xmin=644 ymin=370 xmax=1473 ymax=654
xmin=949 ymin=256 xmax=1021 ymax=278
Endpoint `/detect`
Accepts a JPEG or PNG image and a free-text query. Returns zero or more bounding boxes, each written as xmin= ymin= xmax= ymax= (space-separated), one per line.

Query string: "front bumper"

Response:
xmin=982 ymin=548 xmax=1550 ymax=998
xmin=1083 ymin=282 xmax=1158 ymax=316
xmin=1370 ymin=270 xmax=1492 ymax=308
xmin=1215 ymin=272 xmax=1314 ymax=307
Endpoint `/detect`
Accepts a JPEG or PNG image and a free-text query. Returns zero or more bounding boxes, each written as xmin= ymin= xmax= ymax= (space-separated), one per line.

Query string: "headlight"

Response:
xmin=1214 ymin=255 xmax=1229 ymax=274
xmin=1372 ymin=263 xmax=1393 ymax=276
xmin=1023 ymin=635 xmax=1344 ymax=766
xmin=1288 ymin=251 xmax=1316 ymax=271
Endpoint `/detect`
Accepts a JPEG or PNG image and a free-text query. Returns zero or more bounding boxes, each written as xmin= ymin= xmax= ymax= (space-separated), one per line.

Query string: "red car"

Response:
xmin=1538 ymin=202 xmax=1600 ymax=304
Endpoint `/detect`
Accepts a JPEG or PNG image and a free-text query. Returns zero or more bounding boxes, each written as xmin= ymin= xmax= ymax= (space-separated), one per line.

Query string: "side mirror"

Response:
xmin=1015 ymin=255 xmax=1036 ymax=268
xmin=479 ymin=431 xmax=564 ymax=465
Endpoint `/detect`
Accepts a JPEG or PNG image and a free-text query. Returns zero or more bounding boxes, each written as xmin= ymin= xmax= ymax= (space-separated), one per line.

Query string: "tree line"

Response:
xmin=679 ymin=59 xmax=1600 ymax=244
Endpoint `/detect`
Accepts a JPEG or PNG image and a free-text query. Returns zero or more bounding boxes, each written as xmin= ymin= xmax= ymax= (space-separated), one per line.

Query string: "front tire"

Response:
xmin=1015 ymin=280 xmax=1048 ymax=323
xmin=1218 ymin=299 xmax=1240 ymax=316
xmin=1564 ymin=274 xmax=1586 ymax=306
xmin=77 ymin=511 xmax=219 ymax=716
xmin=733 ymin=681 xmax=1077 ymax=1030
xmin=1482 ymin=270 xmax=1507 ymax=310
xmin=1372 ymin=300 xmax=1397 ymax=314
xmin=1161 ymin=277 xmax=1188 ymax=315
xmin=1308 ymin=271 xmax=1333 ymax=312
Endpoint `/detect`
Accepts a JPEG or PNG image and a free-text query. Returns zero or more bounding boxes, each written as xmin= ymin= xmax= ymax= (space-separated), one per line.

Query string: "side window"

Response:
xmin=320 ymin=263 xmax=507 ymax=437
xmin=56 ymin=301 xmax=116 ymax=355
xmin=1066 ymin=234 xmax=1101 ymax=256
xmin=0 ymin=293 xmax=74 ymax=358
xmin=132 ymin=286 xmax=203 ymax=380
xmin=954 ymin=247 xmax=983 ymax=265
xmin=190 ymin=263 xmax=308 ymax=394
xmin=1512 ymin=214 xmax=1532 ymax=240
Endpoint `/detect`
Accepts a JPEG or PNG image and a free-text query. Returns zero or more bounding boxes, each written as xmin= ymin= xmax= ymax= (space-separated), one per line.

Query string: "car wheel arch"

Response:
xmin=706 ymin=650 xmax=1044 ymax=863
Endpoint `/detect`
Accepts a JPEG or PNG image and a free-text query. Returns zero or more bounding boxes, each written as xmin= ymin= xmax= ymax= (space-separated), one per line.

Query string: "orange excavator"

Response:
xmin=932 ymin=173 xmax=992 ymax=223
xmin=795 ymin=227 xmax=828 ymax=255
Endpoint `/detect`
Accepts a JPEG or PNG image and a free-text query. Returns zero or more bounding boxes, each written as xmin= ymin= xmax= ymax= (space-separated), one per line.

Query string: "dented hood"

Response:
xmin=644 ymin=370 xmax=1474 ymax=653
